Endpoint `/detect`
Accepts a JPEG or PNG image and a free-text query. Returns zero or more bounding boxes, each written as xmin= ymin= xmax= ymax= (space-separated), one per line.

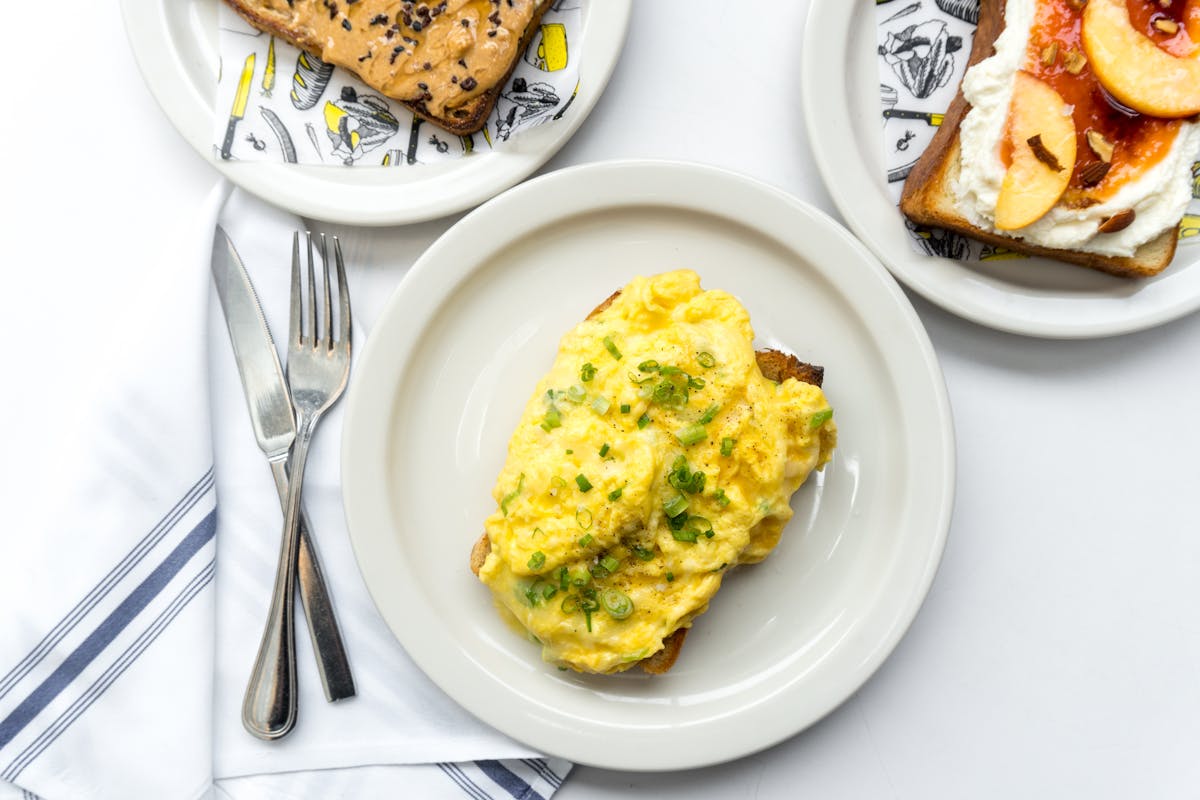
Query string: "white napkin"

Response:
xmin=0 ymin=183 xmax=570 ymax=799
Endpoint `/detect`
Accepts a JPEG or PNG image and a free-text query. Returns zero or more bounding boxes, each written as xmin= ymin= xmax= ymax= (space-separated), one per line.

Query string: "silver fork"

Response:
xmin=243 ymin=232 xmax=352 ymax=740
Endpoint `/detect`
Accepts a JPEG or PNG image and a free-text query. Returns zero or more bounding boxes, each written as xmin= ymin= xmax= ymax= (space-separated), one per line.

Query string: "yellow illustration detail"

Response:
xmin=324 ymin=102 xmax=361 ymax=151
xmin=460 ymin=134 xmax=475 ymax=154
xmin=262 ymin=37 xmax=276 ymax=97
xmin=531 ymin=23 xmax=568 ymax=71
xmin=1192 ymin=160 xmax=1199 ymax=200
xmin=1179 ymin=213 xmax=1200 ymax=241
xmin=979 ymin=244 xmax=1029 ymax=261
xmin=220 ymin=53 xmax=256 ymax=160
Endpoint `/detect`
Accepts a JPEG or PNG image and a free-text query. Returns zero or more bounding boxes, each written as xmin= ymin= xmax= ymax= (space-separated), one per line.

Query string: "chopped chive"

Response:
xmin=570 ymin=568 xmax=591 ymax=587
xmin=578 ymin=533 xmax=594 ymax=547
xmin=599 ymin=443 xmax=610 ymax=457
xmin=676 ymin=424 xmax=707 ymax=446
xmin=672 ymin=528 xmax=699 ymax=543
xmin=620 ymin=403 xmax=631 ymax=414
xmin=566 ymin=384 xmax=587 ymax=403
xmin=689 ymin=516 xmax=713 ymax=536
xmin=698 ymin=404 xmax=720 ymax=425
xmin=527 ymin=551 xmax=545 ymax=571
xmin=500 ymin=473 xmax=525 ymax=516
xmin=585 ymin=609 xmax=593 ymax=632
xmin=720 ymin=437 xmax=735 ymax=457
xmin=576 ymin=507 xmax=592 ymax=530
xmin=666 ymin=571 xmax=675 ymax=582
xmin=608 ymin=486 xmax=624 ymax=502
xmin=810 ymin=408 xmax=833 ymax=429
xmin=542 ymin=584 xmax=558 ymax=600
xmin=600 ymin=555 xmax=620 ymax=573
xmin=561 ymin=594 xmax=579 ymax=613
xmin=688 ymin=376 xmax=705 ymax=390
xmin=637 ymin=413 xmax=651 ymax=429
xmin=601 ymin=587 xmax=633 ymax=619
xmin=603 ymin=336 xmax=622 ymax=360
xmin=637 ymin=360 xmax=660 ymax=372
xmin=566 ymin=449 xmax=573 ymax=455
xmin=591 ymin=395 xmax=611 ymax=415
xmin=714 ymin=488 xmax=731 ymax=507
xmin=580 ymin=362 xmax=596 ymax=382
xmin=541 ymin=407 xmax=562 ymax=431
xmin=632 ymin=545 xmax=654 ymax=561
xmin=697 ymin=351 xmax=716 ymax=368
xmin=663 ymin=494 xmax=689 ymax=518
xmin=575 ymin=474 xmax=593 ymax=492
xmin=558 ymin=566 xmax=569 ymax=590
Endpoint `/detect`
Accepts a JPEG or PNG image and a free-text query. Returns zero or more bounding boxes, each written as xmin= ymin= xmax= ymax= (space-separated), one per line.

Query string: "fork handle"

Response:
xmin=243 ymin=416 xmax=316 ymax=739
xmin=268 ymin=460 xmax=356 ymax=702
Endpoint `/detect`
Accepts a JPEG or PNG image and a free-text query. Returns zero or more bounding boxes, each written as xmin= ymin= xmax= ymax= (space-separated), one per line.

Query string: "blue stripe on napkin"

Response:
xmin=475 ymin=760 xmax=547 ymax=800
xmin=0 ymin=468 xmax=214 ymax=702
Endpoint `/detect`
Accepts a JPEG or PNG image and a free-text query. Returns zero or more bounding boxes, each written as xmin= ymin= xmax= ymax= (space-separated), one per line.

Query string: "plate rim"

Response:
xmin=120 ymin=0 xmax=632 ymax=225
xmin=340 ymin=158 xmax=956 ymax=770
xmin=801 ymin=1 xmax=1200 ymax=339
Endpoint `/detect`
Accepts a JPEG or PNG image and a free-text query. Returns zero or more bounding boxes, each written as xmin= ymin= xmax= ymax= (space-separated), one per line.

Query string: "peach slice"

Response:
xmin=995 ymin=72 xmax=1077 ymax=231
xmin=1082 ymin=0 xmax=1200 ymax=118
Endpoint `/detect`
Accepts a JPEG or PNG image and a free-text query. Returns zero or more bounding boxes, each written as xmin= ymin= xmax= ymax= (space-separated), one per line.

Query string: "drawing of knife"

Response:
xmin=221 ymin=53 xmax=256 ymax=160
xmin=883 ymin=108 xmax=945 ymax=126
xmin=211 ymin=226 xmax=355 ymax=704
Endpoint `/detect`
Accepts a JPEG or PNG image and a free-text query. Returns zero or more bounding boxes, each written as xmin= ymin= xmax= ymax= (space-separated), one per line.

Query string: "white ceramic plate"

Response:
xmin=802 ymin=2 xmax=1200 ymax=339
xmin=120 ymin=0 xmax=630 ymax=225
xmin=340 ymin=160 xmax=955 ymax=770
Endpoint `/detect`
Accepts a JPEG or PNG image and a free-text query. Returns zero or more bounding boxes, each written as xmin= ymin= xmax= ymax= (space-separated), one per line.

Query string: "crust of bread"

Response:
xmin=471 ymin=286 xmax=825 ymax=673
xmin=221 ymin=0 xmax=552 ymax=135
xmin=898 ymin=0 xmax=1179 ymax=279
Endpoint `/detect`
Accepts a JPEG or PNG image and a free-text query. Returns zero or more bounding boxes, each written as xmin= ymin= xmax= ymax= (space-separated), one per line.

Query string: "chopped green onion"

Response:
xmin=620 ymin=403 xmax=631 ymax=414
xmin=637 ymin=413 xmax=651 ymax=429
xmin=638 ymin=360 xmax=660 ymax=372
xmin=585 ymin=610 xmax=593 ymax=632
xmin=720 ymin=437 xmax=736 ymax=457
xmin=575 ymin=474 xmax=593 ymax=493
xmin=580 ymin=591 xmax=600 ymax=612
xmin=591 ymin=396 xmax=611 ymax=415
xmin=663 ymin=494 xmax=689 ymax=518
xmin=688 ymin=376 xmax=705 ymax=390
xmin=676 ymin=424 xmax=707 ymax=446
xmin=599 ymin=443 xmax=610 ymax=457
xmin=533 ymin=527 xmax=544 ymax=538
xmin=608 ymin=486 xmax=624 ymax=502
xmin=542 ymin=584 xmax=558 ymax=600
xmin=659 ymin=365 xmax=683 ymax=376
xmin=810 ymin=409 xmax=834 ymax=429
xmin=580 ymin=362 xmax=597 ymax=382
xmin=566 ymin=449 xmax=573 ymax=455
xmin=578 ymin=533 xmax=594 ymax=547
xmin=668 ymin=456 xmax=706 ymax=494
xmin=632 ymin=545 xmax=654 ymax=561
xmin=600 ymin=555 xmax=620 ymax=573
xmin=551 ymin=475 xmax=567 ymax=490
xmin=500 ymin=473 xmax=525 ymax=516
xmin=666 ymin=571 xmax=675 ymax=582
xmin=566 ymin=384 xmax=587 ymax=403
xmin=672 ymin=528 xmax=699 ymax=543
xmin=714 ymin=488 xmax=731 ymax=507
xmin=696 ymin=351 xmax=716 ymax=368
xmin=527 ymin=551 xmax=545 ymax=571
xmin=689 ymin=516 xmax=713 ymax=535
xmin=698 ymin=404 xmax=720 ymax=425
xmin=590 ymin=563 xmax=610 ymax=580
xmin=558 ymin=567 xmax=569 ymax=590
xmin=561 ymin=595 xmax=580 ymax=613
xmin=576 ymin=507 xmax=593 ymax=530
xmin=629 ymin=372 xmax=657 ymax=386
xmin=603 ymin=336 xmax=622 ymax=360
xmin=541 ymin=407 xmax=562 ymax=431
xmin=570 ymin=569 xmax=591 ymax=587
xmin=601 ymin=588 xmax=634 ymax=619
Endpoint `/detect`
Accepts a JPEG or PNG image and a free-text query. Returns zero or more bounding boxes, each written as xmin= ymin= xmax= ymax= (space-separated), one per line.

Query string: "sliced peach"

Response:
xmin=1082 ymin=0 xmax=1200 ymax=118
xmin=995 ymin=72 xmax=1077 ymax=231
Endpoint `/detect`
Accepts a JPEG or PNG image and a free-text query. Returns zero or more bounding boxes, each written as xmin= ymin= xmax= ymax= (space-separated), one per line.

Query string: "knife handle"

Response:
xmin=220 ymin=118 xmax=239 ymax=161
xmin=269 ymin=460 xmax=356 ymax=702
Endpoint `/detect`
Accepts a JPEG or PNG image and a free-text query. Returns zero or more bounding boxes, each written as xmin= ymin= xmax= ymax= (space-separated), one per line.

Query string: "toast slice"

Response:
xmin=899 ymin=0 xmax=1179 ymax=278
xmin=470 ymin=290 xmax=826 ymax=674
xmin=223 ymin=0 xmax=553 ymax=135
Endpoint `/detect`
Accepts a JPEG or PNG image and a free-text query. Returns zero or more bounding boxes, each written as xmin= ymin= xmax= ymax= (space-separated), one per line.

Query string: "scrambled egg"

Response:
xmin=478 ymin=270 xmax=837 ymax=673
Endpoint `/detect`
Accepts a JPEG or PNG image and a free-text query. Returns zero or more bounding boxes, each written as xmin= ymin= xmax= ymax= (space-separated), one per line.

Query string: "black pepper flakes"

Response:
xmin=487 ymin=29 xmax=497 ymax=36
xmin=424 ymin=61 xmax=432 ymax=70
xmin=461 ymin=18 xmax=469 ymax=27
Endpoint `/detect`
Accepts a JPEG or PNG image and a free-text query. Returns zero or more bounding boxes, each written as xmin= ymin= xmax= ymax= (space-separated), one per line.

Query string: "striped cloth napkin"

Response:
xmin=0 ymin=184 xmax=570 ymax=800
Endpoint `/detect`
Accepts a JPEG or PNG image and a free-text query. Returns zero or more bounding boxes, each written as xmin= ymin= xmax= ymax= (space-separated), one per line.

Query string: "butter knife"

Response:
xmin=211 ymin=226 xmax=355 ymax=712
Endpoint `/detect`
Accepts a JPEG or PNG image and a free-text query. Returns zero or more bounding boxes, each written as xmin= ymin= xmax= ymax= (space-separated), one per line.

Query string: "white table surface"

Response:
xmin=7 ymin=1 xmax=1200 ymax=797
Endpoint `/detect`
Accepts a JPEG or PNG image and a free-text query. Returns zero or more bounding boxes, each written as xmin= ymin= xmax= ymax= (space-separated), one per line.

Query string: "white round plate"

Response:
xmin=120 ymin=0 xmax=630 ymax=225
xmin=802 ymin=3 xmax=1200 ymax=339
xmin=341 ymin=161 xmax=955 ymax=771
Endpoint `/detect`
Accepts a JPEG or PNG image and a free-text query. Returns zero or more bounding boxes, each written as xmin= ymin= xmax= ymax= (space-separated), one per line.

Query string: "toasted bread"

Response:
xmin=471 ymin=290 xmax=825 ymax=674
xmin=223 ymin=0 xmax=553 ymax=135
xmin=899 ymin=0 xmax=1179 ymax=278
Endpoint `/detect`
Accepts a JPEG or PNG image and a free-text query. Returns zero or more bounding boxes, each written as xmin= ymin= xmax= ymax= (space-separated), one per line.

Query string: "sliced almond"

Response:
xmin=1066 ymin=0 xmax=1086 ymax=8
xmin=1063 ymin=49 xmax=1088 ymax=74
xmin=1041 ymin=42 xmax=1060 ymax=66
xmin=1154 ymin=17 xmax=1180 ymax=34
xmin=1159 ymin=0 xmax=1173 ymax=7
xmin=1085 ymin=129 xmax=1114 ymax=162
xmin=1027 ymin=134 xmax=1065 ymax=172
xmin=1079 ymin=161 xmax=1111 ymax=186
xmin=1098 ymin=208 xmax=1136 ymax=233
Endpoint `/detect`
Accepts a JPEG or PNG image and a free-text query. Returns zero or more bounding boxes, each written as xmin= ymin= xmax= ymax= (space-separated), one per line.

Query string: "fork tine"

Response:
xmin=290 ymin=232 xmax=302 ymax=346
xmin=320 ymin=234 xmax=333 ymax=350
xmin=306 ymin=231 xmax=317 ymax=347
xmin=333 ymin=237 xmax=351 ymax=346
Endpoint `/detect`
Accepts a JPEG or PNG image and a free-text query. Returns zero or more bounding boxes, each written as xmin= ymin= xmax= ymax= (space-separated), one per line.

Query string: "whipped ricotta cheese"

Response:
xmin=952 ymin=0 xmax=1200 ymax=257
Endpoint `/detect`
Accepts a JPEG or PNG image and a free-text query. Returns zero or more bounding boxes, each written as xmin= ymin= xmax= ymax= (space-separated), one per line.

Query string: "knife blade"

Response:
xmin=212 ymin=226 xmax=355 ymax=702
xmin=221 ymin=53 xmax=256 ymax=160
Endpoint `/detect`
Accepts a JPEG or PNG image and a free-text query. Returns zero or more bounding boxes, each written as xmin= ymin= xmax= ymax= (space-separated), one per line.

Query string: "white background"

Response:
xmin=6 ymin=1 xmax=1199 ymax=797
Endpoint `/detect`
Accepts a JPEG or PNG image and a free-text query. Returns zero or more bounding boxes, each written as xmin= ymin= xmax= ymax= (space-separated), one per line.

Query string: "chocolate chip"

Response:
xmin=342 ymin=18 xmax=352 ymax=30
xmin=461 ymin=76 xmax=477 ymax=91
